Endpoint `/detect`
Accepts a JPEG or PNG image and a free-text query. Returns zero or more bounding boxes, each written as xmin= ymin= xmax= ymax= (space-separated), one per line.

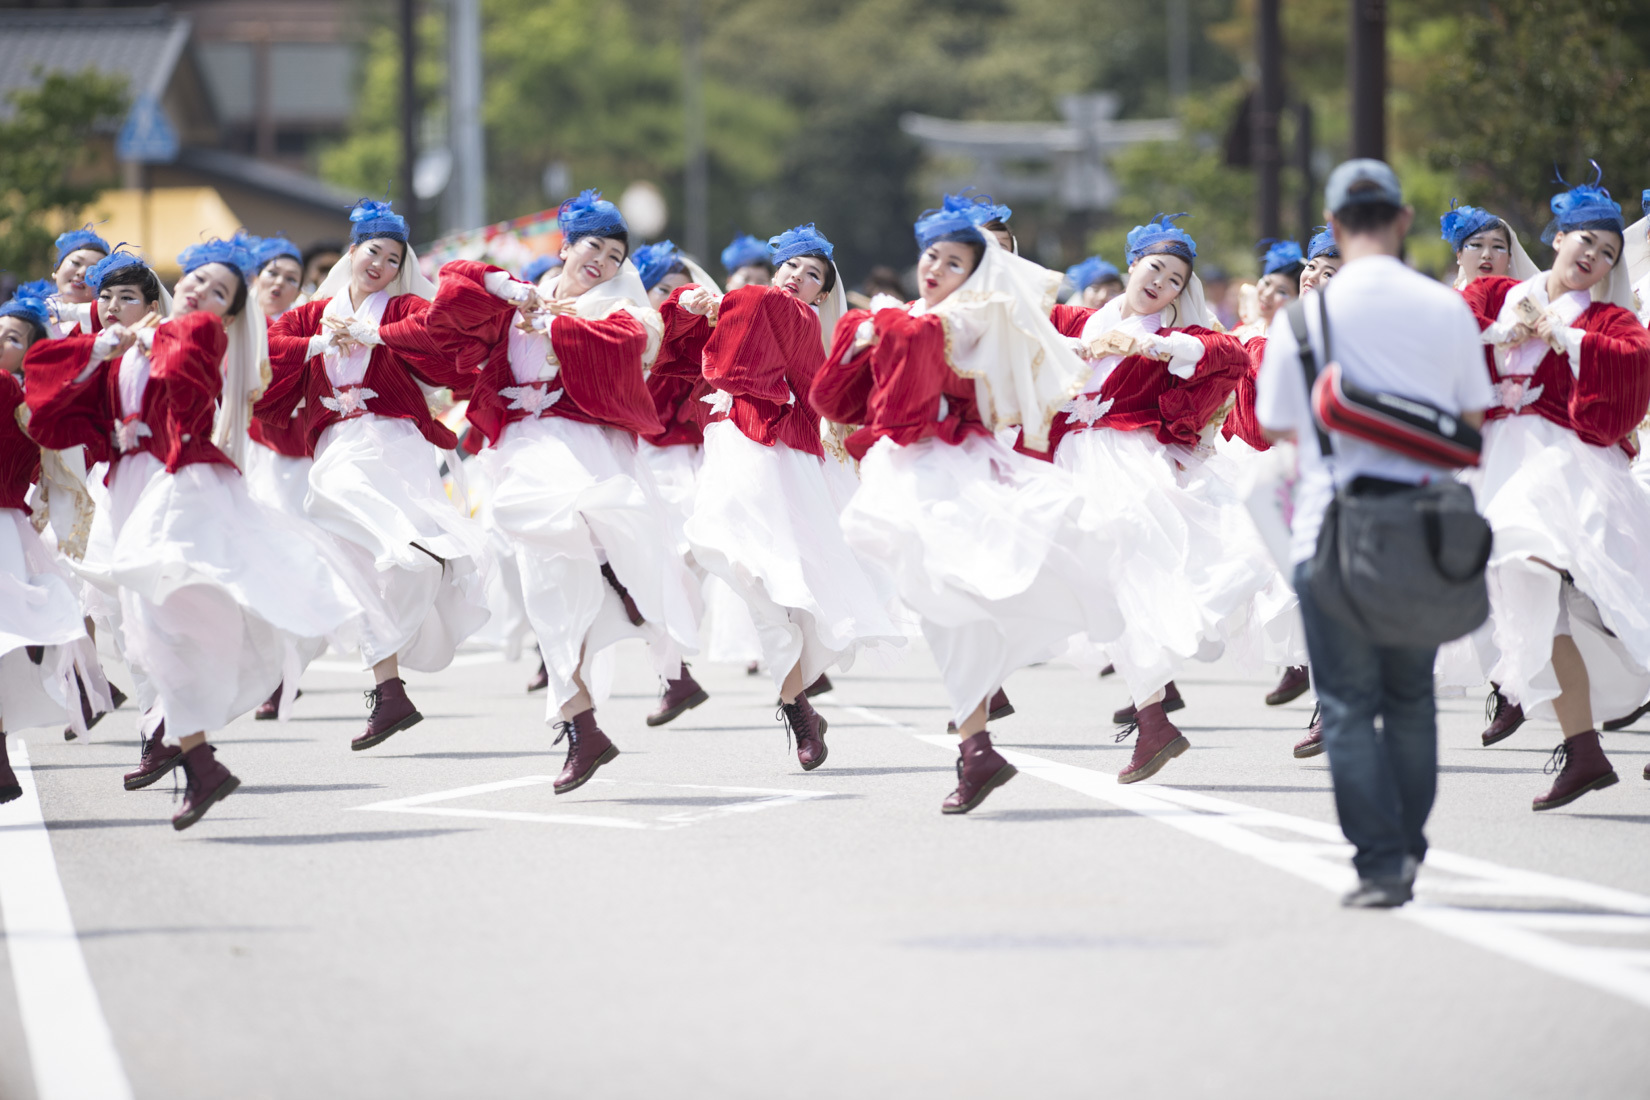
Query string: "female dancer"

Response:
xmin=45 ymin=227 xmax=111 ymax=337
xmin=1299 ymin=227 xmax=1342 ymax=291
xmin=720 ymin=234 xmax=773 ymax=290
xmin=1441 ymin=203 xmax=1538 ymax=290
xmin=25 ymin=237 xmax=365 ymax=828
xmin=260 ymin=200 xmax=489 ymax=751
xmin=673 ymin=224 xmax=902 ymax=770
xmin=1461 ymin=173 xmax=1650 ymax=806
xmin=420 ymin=190 xmax=700 ymax=791
xmin=1065 ymin=256 xmax=1124 ymax=309
xmin=1032 ymin=215 xmax=1257 ymax=780
xmin=0 ymin=283 xmax=102 ymax=804
xmin=812 ymin=193 xmax=1121 ymax=811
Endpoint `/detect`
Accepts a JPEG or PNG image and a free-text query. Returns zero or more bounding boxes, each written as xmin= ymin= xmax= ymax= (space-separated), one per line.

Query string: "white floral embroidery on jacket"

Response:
xmin=701 ymin=389 xmax=735 ymax=416
xmin=320 ymin=386 xmax=378 ymax=418
xmin=1496 ymin=377 xmax=1543 ymax=413
xmin=1061 ymin=392 xmax=1115 ymax=427
xmin=500 ymin=383 xmax=564 ymax=417
xmin=112 ymin=416 xmax=153 ymax=454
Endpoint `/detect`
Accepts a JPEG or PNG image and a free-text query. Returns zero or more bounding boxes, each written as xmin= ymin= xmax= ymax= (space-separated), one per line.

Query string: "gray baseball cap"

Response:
xmin=1324 ymin=158 xmax=1404 ymax=213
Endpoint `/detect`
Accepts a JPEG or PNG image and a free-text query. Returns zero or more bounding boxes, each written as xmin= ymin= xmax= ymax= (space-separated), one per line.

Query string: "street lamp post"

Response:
xmin=1349 ymin=0 xmax=1386 ymax=160
xmin=1253 ymin=0 xmax=1283 ymax=239
xmin=400 ymin=0 xmax=418 ymax=241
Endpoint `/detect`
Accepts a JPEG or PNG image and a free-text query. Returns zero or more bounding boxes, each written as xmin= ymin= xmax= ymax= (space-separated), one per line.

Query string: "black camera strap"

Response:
xmin=1285 ymin=295 xmax=1336 ymax=459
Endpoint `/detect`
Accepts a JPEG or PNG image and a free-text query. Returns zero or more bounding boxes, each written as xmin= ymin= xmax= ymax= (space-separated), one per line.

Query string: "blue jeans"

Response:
xmin=1293 ymin=562 xmax=1439 ymax=882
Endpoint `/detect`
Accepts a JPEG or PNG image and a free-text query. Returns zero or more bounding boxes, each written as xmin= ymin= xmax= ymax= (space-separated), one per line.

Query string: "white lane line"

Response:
xmin=351 ymin=776 xmax=834 ymax=831
xmin=0 ymin=740 xmax=135 ymax=1100
xmin=833 ymin=702 xmax=1650 ymax=1012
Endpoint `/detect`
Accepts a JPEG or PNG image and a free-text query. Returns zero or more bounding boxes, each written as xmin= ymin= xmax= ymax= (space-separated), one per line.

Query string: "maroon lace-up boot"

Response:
xmin=1293 ymin=703 xmax=1325 ymax=758
xmin=1117 ymin=701 xmax=1190 ymax=784
xmin=988 ymin=688 xmax=1015 ymax=721
xmin=526 ymin=655 xmax=549 ymax=693
xmin=1099 ymin=663 xmax=1116 ymax=677
xmin=1113 ymin=681 xmax=1183 ymax=725
xmin=1266 ymin=666 xmax=1311 ymax=706
xmin=601 ymin=563 xmax=645 ymax=625
xmin=942 ymin=730 xmax=1017 ymax=814
xmin=1532 ymin=730 xmax=1618 ymax=811
xmin=171 ymin=743 xmax=240 ymax=831
xmin=552 ymin=709 xmax=619 ymax=793
xmin=352 ymin=677 xmax=423 ymax=751
xmin=124 ymin=722 xmax=183 ymax=790
xmin=779 ymin=695 xmax=829 ymax=770
xmin=1481 ymin=685 xmax=1525 ymax=746
xmin=648 ymin=663 xmax=710 ymax=726
xmin=0 ymin=733 xmax=20 ymax=805
xmin=1602 ymin=700 xmax=1650 ymax=732
xmin=254 ymin=683 xmax=303 ymax=721
xmin=805 ymin=673 xmax=833 ymax=698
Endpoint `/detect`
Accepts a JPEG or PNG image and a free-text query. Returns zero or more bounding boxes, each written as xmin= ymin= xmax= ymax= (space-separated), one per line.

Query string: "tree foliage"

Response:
xmin=0 ymin=69 xmax=129 ymax=279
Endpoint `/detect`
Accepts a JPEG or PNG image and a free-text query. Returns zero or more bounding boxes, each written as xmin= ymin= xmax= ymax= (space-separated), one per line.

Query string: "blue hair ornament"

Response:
xmin=720 ymin=234 xmax=772 ymax=273
xmin=1258 ymin=239 xmax=1304 ymax=276
xmin=557 ymin=189 xmax=628 ymax=245
xmin=1125 ymin=213 xmax=1197 ymax=266
xmin=255 ymin=235 xmax=303 ymax=270
xmin=178 ymin=232 xmax=259 ymax=282
xmin=1438 ymin=202 xmax=1503 ymax=251
xmin=769 ymin=223 xmax=834 ymax=266
xmin=85 ymin=248 xmax=152 ymax=291
xmin=1065 ymin=256 xmax=1121 ymax=294
xmin=54 ymin=225 xmax=111 ymax=268
xmin=1306 ymin=225 xmax=1340 ymax=261
xmin=1642 ymin=188 xmax=1650 ymax=220
xmin=522 ymin=254 xmax=562 ymax=284
xmin=1542 ymin=162 xmax=1624 ymax=244
xmin=0 ymin=279 xmax=53 ymax=333
xmin=348 ymin=198 xmax=410 ymax=245
xmin=913 ymin=191 xmax=1009 ymax=251
xmin=631 ymin=240 xmax=684 ymax=291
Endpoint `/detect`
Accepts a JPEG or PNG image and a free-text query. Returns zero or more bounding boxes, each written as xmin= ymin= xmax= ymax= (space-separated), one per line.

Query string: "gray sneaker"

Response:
xmin=1341 ymin=878 xmax=1413 ymax=909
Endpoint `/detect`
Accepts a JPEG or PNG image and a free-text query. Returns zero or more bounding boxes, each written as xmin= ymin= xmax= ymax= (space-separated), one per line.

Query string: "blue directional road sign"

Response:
xmin=116 ymin=94 xmax=179 ymax=164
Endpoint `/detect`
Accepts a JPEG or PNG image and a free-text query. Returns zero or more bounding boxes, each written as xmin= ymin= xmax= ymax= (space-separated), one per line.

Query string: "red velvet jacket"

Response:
xmin=1220 ymin=333 xmax=1271 ymax=451
xmin=645 ymin=284 xmax=719 ymax=447
xmin=259 ymin=294 xmax=467 ymax=451
xmin=420 ymin=260 xmax=661 ymax=446
xmin=248 ymin=311 xmax=311 ymax=458
xmin=0 ymin=372 xmax=40 ymax=511
xmin=1462 ymin=276 xmax=1650 ymax=453
xmin=812 ymin=307 xmax=993 ymax=461
xmin=1049 ymin=303 xmax=1091 ymax=339
xmin=694 ymin=285 xmax=825 ymax=457
xmin=24 ymin=311 xmax=237 ymax=474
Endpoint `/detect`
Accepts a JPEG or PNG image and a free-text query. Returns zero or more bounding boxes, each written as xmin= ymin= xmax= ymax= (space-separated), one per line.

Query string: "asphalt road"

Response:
xmin=2 ymin=640 xmax=1647 ymax=1100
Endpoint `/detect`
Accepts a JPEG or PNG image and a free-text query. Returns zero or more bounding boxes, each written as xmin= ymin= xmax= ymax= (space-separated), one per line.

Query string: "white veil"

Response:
xmin=1617 ymin=216 xmax=1649 ymax=313
xmin=313 ymin=239 xmax=438 ymax=303
xmin=1451 ymin=218 xmax=1539 ymax=290
xmin=919 ymin=232 xmax=1088 ymax=453
xmin=210 ymin=294 xmax=269 ymax=470
xmin=815 ymin=263 xmax=847 ymax=356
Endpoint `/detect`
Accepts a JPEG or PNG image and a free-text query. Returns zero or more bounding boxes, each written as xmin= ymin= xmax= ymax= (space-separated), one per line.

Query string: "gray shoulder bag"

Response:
xmin=1287 ymin=296 xmax=1493 ymax=648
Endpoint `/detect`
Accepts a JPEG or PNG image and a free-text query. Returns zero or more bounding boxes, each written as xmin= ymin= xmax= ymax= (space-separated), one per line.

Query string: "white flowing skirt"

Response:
xmin=687 ymin=422 xmax=903 ymax=693
xmin=1054 ymin=428 xmax=1275 ymax=703
xmin=841 ymin=433 xmax=1122 ymax=725
xmin=1476 ymin=416 xmax=1650 ymax=720
xmin=457 ymin=452 xmax=533 ymax=661
xmin=637 ymin=440 xmax=700 ymax=557
xmin=481 ymin=416 xmax=700 ymax=714
xmin=307 ymin=415 xmax=490 ymax=671
xmin=243 ymin=442 xmax=314 ymax=520
xmin=106 ymin=452 xmax=365 ymax=739
xmin=0 ymin=509 xmax=107 ymax=733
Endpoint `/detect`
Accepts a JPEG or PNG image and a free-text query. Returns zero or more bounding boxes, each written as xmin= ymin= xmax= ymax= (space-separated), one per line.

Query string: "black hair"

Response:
xmin=981 ymin=218 xmax=1017 ymax=252
xmin=791 ymin=250 xmax=837 ymax=296
xmin=1141 ymin=243 xmax=1196 ymax=272
xmin=1457 ymin=222 xmax=1511 ymax=255
xmin=98 ymin=263 xmax=162 ymax=304
xmin=933 ymin=229 xmax=986 ymax=275
xmin=1098 ymin=272 xmax=1126 ymax=287
xmin=1333 ymin=201 xmax=1404 ymax=234
xmin=569 ymin=231 xmax=631 ymax=262
xmin=302 ymin=240 xmax=345 ymax=273
xmin=666 ymin=257 xmax=688 ymax=279
xmin=1265 ymin=261 xmax=1305 ymax=283
xmin=354 ymin=233 xmax=409 ymax=267
xmin=259 ymin=253 xmax=302 ymax=278
xmin=226 ymin=271 xmax=249 ymax=318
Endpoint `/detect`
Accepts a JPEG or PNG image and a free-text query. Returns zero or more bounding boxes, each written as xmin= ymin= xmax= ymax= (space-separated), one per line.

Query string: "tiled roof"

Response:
xmin=0 ymin=7 xmax=192 ymax=112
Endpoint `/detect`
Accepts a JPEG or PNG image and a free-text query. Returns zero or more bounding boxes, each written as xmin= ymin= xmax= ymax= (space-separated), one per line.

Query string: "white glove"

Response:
xmin=853 ymin=318 xmax=875 ymax=349
xmin=1149 ymin=332 xmax=1206 ymax=379
xmin=485 ymin=270 xmax=536 ymax=303
xmin=132 ymin=327 xmax=155 ymax=353
xmin=868 ymin=293 xmax=904 ymax=314
xmin=348 ymin=318 xmax=384 ymax=347
xmin=1557 ymin=326 xmax=1586 ymax=378
xmin=1064 ymin=336 xmax=1090 ymax=359
xmin=91 ymin=328 xmax=122 ymax=362
xmin=682 ymin=287 xmax=720 ymax=316
xmin=307 ymin=333 xmax=335 ymax=359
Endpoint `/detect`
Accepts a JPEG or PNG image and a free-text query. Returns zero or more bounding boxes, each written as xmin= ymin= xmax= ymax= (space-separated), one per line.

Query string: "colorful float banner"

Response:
xmin=418 ymin=208 xmax=564 ymax=278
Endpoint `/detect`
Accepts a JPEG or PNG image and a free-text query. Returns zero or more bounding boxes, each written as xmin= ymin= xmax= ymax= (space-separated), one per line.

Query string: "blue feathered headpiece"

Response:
xmin=557 ymin=189 xmax=628 ymax=245
xmin=522 ymin=254 xmax=562 ymax=284
xmin=632 ymin=240 xmax=685 ymax=291
xmin=1642 ymin=188 xmax=1650 ymax=220
xmin=0 ymin=279 xmax=53 ymax=333
xmin=1259 ymin=239 xmax=1304 ymax=276
xmin=178 ymin=233 xmax=258 ymax=281
xmin=1543 ymin=163 xmax=1624 ymax=244
xmin=255 ymin=235 xmax=303 ymax=270
xmin=720 ymin=234 xmax=771 ymax=273
xmin=1306 ymin=225 xmax=1340 ymax=260
xmin=85 ymin=248 xmax=152 ymax=291
xmin=348 ymin=199 xmax=409 ymax=245
xmin=1125 ymin=214 xmax=1197 ymax=266
xmin=1439 ymin=202 xmax=1502 ymax=251
xmin=1065 ymin=256 xmax=1120 ymax=294
xmin=769 ymin=223 xmax=834 ymax=266
xmin=54 ymin=225 xmax=111 ymax=267
xmin=913 ymin=191 xmax=1011 ymax=251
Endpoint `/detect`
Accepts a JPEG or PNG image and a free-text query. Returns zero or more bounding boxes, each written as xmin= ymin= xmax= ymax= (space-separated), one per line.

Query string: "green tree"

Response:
xmin=0 ymin=69 xmax=130 ymax=279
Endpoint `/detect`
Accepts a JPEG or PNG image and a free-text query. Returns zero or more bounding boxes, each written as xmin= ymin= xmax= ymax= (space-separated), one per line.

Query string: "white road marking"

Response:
xmin=0 ymin=740 xmax=135 ymax=1100
xmin=352 ymin=776 xmax=833 ymax=831
xmin=834 ymin=703 xmax=1650 ymax=1012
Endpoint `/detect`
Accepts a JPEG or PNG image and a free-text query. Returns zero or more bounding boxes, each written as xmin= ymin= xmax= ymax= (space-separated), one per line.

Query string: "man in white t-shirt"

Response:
xmin=1256 ymin=159 xmax=1495 ymax=909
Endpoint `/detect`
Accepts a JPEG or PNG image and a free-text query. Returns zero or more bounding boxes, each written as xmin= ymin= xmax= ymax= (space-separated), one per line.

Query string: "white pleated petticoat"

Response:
xmin=306 ymin=415 xmax=490 ymax=672
xmin=480 ymin=415 xmax=700 ymax=714
xmin=841 ymin=433 xmax=1123 ymax=726
xmin=458 ymin=451 xmax=533 ymax=661
xmin=687 ymin=421 xmax=904 ymax=693
xmin=1475 ymin=416 xmax=1650 ymax=721
xmin=104 ymin=452 xmax=366 ymax=740
xmin=1054 ymin=428 xmax=1275 ymax=704
xmin=242 ymin=442 xmax=314 ymax=520
xmin=0 ymin=509 xmax=107 ymax=733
